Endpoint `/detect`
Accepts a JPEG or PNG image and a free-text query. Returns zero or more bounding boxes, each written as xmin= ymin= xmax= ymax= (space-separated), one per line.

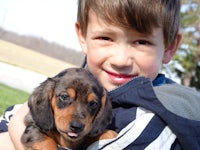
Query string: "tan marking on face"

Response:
xmin=52 ymin=98 xmax=75 ymax=130
xmin=50 ymin=88 xmax=103 ymax=143
xmin=66 ymin=88 xmax=76 ymax=100
xmin=87 ymin=93 xmax=97 ymax=103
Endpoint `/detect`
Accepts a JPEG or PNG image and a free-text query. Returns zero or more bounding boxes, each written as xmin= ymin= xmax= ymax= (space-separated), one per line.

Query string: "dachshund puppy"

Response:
xmin=21 ymin=68 xmax=116 ymax=150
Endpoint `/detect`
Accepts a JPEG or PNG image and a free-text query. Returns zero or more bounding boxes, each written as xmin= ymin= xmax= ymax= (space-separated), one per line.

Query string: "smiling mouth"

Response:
xmin=106 ymin=70 xmax=135 ymax=78
xmin=106 ymin=71 xmax=135 ymax=85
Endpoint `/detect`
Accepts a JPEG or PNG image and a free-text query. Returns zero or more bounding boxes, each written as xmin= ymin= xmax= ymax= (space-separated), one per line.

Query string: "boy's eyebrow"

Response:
xmin=88 ymin=23 xmax=121 ymax=36
xmin=89 ymin=23 xmax=160 ymax=38
xmin=89 ymin=27 xmax=118 ymax=35
xmin=92 ymin=31 xmax=116 ymax=37
xmin=90 ymin=29 xmax=153 ymax=38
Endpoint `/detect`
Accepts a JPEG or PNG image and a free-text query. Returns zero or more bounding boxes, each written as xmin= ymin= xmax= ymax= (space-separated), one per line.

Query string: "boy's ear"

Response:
xmin=75 ymin=22 xmax=88 ymax=54
xmin=162 ymin=31 xmax=182 ymax=64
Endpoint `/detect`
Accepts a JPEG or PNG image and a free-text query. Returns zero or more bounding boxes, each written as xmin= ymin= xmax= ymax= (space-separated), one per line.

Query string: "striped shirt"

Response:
xmin=87 ymin=76 xmax=200 ymax=150
xmin=1 ymin=75 xmax=200 ymax=150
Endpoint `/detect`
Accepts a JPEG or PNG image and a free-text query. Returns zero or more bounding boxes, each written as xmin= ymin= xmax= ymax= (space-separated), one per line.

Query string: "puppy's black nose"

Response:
xmin=70 ymin=121 xmax=85 ymax=133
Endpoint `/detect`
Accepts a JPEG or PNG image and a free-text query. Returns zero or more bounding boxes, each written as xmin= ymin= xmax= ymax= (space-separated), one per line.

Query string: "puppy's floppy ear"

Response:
xmin=88 ymin=90 xmax=112 ymax=136
xmin=28 ymin=78 xmax=55 ymax=132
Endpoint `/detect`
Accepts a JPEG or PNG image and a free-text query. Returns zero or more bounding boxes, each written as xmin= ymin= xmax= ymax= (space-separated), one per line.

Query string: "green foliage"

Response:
xmin=0 ymin=84 xmax=29 ymax=115
xmin=171 ymin=0 xmax=200 ymax=89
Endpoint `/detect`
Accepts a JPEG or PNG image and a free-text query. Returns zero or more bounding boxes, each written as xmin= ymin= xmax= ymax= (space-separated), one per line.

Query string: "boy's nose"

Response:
xmin=110 ymin=45 xmax=133 ymax=67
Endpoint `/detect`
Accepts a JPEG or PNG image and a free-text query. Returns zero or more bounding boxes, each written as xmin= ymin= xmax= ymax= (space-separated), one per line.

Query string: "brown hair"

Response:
xmin=77 ymin=0 xmax=181 ymax=46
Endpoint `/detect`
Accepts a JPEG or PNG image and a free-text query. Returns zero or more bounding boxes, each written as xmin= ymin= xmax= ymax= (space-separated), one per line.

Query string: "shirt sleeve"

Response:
xmin=0 ymin=104 xmax=23 ymax=133
xmin=87 ymin=107 xmax=177 ymax=150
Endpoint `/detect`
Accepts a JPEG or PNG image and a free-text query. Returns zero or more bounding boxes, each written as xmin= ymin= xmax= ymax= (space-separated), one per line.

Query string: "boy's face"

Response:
xmin=76 ymin=11 xmax=178 ymax=91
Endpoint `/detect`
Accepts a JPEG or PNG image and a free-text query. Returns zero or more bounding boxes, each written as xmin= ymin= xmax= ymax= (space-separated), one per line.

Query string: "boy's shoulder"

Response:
xmin=154 ymin=82 xmax=200 ymax=121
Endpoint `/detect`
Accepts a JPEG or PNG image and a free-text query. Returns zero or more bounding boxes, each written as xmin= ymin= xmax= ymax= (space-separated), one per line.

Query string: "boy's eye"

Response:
xmin=135 ymin=40 xmax=150 ymax=45
xmin=97 ymin=36 xmax=112 ymax=41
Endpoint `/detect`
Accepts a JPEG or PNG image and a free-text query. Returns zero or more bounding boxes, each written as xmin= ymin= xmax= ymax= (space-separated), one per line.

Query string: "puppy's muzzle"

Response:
xmin=70 ymin=121 xmax=85 ymax=133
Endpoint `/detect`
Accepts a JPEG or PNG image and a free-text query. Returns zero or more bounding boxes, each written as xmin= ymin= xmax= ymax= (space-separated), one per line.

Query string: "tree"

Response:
xmin=165 ymin=0 xmax=200 ymax=90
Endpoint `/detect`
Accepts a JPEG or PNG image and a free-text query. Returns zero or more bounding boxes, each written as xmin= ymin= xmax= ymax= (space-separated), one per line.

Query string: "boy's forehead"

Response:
xmin=87 ymin=5 xmax=157 ymax=36
xmin=88 ymin=9 xmax=127 ymax=31
xmin=87 ymin=10 xmax=163 ymax=39
xmin=78 ymin=0 xmax=180 ymax=48
xmin=87 ymin=10 xmax=110 ymax=28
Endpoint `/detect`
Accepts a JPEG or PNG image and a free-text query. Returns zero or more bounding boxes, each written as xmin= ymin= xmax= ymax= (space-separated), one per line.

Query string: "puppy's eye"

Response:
xmin=59 ymin=93 xmax=70 ymax=102
xmin=89 ymin=101 xmax=99 ymax=110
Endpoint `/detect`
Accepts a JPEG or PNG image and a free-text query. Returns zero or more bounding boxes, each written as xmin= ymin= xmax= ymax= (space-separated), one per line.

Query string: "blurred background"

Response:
xmin=165 ymin=0 xmax=200 ymax=90
xmin=0 ymin=0 xmax=199 ymax=114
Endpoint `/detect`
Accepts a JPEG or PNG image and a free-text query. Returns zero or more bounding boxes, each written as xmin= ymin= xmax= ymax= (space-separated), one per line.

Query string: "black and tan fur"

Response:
xmin=21 ymin=68 xmax=116 ymax=150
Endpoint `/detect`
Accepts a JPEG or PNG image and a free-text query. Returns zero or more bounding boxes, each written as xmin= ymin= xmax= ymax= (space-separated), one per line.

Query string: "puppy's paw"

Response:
xmin=98 ymin=130 xmax=118 ymax=140
xmin=21 ymin=124 xmax=43 ymax=145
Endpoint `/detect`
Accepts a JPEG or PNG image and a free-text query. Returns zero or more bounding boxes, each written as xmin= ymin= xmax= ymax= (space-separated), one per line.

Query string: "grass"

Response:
xmin=0 ymin=83 xmax=30 ymax=115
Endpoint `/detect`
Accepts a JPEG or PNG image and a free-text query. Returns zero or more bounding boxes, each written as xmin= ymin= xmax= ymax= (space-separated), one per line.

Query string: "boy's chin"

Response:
xmin=104 ymin=84 xmax=119 ymax=91
xmin=105 ymin=82 xmax=127 ymax=91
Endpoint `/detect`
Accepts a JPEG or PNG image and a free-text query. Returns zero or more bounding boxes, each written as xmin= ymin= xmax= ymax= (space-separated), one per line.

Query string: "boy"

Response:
xmin=1 ymin=0 xmax=200 ymax=149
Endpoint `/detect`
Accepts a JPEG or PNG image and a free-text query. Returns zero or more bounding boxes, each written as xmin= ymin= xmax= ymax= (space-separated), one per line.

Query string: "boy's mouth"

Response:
xmin=106 ymin=71 xmax=135 ymax=85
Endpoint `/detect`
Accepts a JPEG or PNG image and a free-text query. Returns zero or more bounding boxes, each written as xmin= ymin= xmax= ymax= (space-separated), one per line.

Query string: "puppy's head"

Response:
xmin=28 ymin=68 xmax=112 ymax=142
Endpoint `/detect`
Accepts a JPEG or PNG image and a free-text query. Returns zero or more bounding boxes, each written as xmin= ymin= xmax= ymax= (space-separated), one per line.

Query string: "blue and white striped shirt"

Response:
xmin=88 ymin=75 xmax=200 ymax=150
xmin=1 ymin=74 xmax=200 ymax=149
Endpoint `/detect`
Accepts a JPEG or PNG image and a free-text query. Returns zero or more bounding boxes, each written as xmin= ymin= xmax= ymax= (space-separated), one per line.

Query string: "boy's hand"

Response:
xmin=8 ymin=102 xmax=29 ymax=150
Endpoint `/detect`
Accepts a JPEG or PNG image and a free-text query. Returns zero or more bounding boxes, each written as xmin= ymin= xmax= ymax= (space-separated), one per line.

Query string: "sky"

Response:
xmin=0 ymin=0 xmax=194 ymax=52
xmin=0 ymin=0 xmax=81 ymax=51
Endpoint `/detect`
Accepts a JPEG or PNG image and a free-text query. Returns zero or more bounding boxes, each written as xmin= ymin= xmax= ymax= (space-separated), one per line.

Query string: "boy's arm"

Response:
xmin=8 ymin=102 xmax=29 ymax=150
xmin=0 ymin=132 xmax=15 ymax=150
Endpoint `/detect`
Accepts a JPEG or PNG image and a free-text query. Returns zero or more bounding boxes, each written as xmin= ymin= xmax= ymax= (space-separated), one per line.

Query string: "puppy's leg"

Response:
xmin=21 ymin=114 xmax=57 ymax=150
xmin=84 ymin=130 xmax=118 ymax=149
xmin=97 ymin=130 xmax=118 ymax=140
xmin=31 ymin=135 xmax=58 ymax=150
xmin=21 ymin=124 xmax=58 ymax=150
